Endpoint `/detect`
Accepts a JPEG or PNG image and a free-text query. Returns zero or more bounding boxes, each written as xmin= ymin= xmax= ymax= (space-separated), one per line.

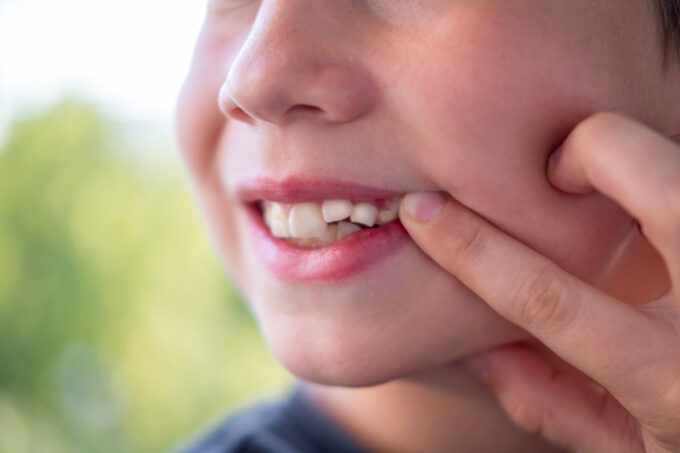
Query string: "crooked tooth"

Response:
xmin=317 ymin=224 xmax=338 ymax=247
xmin=288 ymin=202 xmax=328 ymax=238
xmin=265 ymin=196 xmax=402 ymax=242
xmin=265 ymin=202 xmax=290 ymax=238
xmin=322 ymin=200 xmax=353 ymax=223
xmin=350 ymin=202 xmax=378 ymax=227
xmin=288 ymin=224 xmax=339 ymax=249
xmin=376 ymin=209 xmax=398 ymax=225
xmin=336 ymin=221 xmax=362 ymax=240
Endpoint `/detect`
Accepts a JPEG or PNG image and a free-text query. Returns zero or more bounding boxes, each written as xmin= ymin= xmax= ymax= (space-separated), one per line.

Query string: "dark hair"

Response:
xmin=658 ymin=0 xmax=680 ymax=58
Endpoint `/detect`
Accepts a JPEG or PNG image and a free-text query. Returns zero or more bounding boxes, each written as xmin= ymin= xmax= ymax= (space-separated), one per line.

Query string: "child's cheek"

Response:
xmin=175 ymin=19 xmax=249 ymax=176
xmin=174 ymin=23 xmax=256 ymax=292
xmin=380 ymin=3 xmax=660 ymax=297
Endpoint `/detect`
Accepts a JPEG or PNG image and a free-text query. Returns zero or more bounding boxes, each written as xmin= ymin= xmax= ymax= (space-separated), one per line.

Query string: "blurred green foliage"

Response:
xmin=0 ymin=100 xmax=292 ymax=453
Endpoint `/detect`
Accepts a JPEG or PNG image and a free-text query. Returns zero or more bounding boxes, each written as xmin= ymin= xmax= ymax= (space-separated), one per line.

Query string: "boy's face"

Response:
xmin=176 ymin=0 xmax=679 ymax=385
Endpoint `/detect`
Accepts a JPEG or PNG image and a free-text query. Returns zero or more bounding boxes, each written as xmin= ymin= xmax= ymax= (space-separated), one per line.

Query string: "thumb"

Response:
xmin=461 ymin=344 xmax=642 ymax=453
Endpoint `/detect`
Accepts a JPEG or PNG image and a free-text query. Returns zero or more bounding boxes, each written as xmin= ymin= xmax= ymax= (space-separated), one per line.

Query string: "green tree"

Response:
xmin=0 ymin=100 xmax=291 ymax=453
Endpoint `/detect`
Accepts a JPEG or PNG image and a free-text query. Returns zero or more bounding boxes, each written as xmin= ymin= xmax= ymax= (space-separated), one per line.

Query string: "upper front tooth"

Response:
xmin=321 ymin=200 xmax=353 ymax=223
xmin=350 ymin=202 xmax=378 ymax=227
xmin=265 ymin=202 xmax=290 ymax=238
xmin=288 ymin=202 xmax=328 ymax=238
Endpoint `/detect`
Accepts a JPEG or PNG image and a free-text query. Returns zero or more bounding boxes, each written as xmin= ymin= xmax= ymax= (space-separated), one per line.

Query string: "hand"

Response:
xmin=398 ymin=112 xmax=680 ymax=453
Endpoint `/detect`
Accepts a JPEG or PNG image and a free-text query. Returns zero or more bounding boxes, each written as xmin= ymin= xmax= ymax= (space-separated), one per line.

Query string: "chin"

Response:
xmin=242 ymin=242 xmax=539 ymax=388
xmin=260 ymin=321 xmax=433 ymax=388
xmin=257 ymin=317 xmax=525 ymax=388
xmin=274 ymin=349 xmax=416 ymax=388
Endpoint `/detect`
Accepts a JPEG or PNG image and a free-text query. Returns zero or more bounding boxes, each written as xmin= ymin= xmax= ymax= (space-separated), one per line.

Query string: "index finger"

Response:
xmin=398 ymin=192 xmax=679 ymax=422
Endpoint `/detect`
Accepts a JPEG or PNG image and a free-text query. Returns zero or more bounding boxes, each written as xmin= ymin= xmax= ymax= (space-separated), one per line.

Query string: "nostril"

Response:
xmin=285 ymin=104 xmax=325 ymax=117
xmin=298 ymin=105 xmax=323 ymax=112
xmin=228 ymin=106 xmax=253 ymax=123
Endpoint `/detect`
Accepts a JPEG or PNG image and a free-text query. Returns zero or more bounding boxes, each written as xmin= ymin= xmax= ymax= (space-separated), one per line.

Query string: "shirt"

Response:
xmin=174 ymin=383 xmax=371 ymax=453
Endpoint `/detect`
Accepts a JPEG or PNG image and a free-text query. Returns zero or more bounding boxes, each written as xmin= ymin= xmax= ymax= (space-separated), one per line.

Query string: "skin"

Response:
xmin=398 ymin=117 xmax=680 ymax=452
xmin=175 ymin=0 xmax=680 ymax=451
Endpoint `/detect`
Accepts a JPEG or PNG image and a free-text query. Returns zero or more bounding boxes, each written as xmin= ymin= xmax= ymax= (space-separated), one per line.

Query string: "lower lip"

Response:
xmin=245 ymin=204 xmax=410 ymax=281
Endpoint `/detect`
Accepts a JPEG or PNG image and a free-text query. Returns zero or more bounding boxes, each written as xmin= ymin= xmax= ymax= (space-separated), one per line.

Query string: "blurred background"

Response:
xmin=0 ymin=1 xmax=293 ymax=452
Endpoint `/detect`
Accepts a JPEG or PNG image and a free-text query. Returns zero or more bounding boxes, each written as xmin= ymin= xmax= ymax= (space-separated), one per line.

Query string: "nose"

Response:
xmin=219 ymin=1 xmax=377 ymax=125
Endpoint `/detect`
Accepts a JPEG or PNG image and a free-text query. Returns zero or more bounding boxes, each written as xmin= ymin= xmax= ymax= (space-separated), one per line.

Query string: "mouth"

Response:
xmin=257 ymin=197 xmax=400 ymax=249
xmin=237 ymin=177 xmax=411 ymax=281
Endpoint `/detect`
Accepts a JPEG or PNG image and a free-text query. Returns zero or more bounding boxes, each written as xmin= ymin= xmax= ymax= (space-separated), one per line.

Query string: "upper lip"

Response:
xmin=235 ymin=176 xmax=404 ymax=204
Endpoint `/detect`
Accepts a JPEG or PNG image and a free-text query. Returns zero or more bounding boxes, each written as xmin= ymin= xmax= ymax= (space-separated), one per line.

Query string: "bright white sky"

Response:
xmin=0 ymin=0 xmax=206 ymax=140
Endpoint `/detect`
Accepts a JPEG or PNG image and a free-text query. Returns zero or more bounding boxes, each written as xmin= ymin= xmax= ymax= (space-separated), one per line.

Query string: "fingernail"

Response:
xmin=402 ymin=192 xmax=445 ymax=223
xmin=463 ymin=356 xmax=491 ymax=381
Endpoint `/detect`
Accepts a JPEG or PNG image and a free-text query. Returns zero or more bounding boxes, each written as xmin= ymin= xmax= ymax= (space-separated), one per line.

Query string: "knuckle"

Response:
xmin=512 ymin=268 xmax=575 ymax=332
xmin=451 ymin=222 xmax=487 ymax=260
xmin=641 ymin=359 xmax=680 ymax=441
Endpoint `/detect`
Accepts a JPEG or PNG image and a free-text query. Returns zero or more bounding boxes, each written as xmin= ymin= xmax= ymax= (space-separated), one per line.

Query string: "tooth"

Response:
xmin=288 ymin=202 xmax=328 ymax=238
xmin=336 ymin=221 xmax=362 ymax=240
xmin=376 ymin=209 xmax=398 ymax=225
xmin=322 ymin=200 xmax=353 ymax=223
xmin=386 ymin=197 xmax=400 ymax=211
xmin=265 ymin=202 xmax=290 ymax=238
xmin=317 ymin=224 xmax=338 ymax=247
xmin=288 ymin=225 xmax=338 ymax=249
xmin=350 ymin=202 xmax=378 ymax=227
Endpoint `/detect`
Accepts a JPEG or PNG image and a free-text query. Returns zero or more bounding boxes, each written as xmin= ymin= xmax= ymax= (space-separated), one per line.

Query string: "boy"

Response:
xmin=175 ymin=1 xmax=680 ymax=451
